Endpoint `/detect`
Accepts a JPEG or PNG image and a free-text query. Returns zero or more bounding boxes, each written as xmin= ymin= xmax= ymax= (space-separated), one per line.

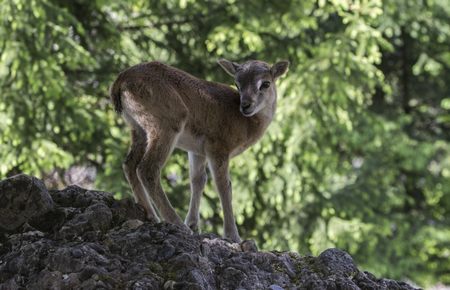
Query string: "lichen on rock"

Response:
xmin=0 ymin=174 xmax=420 ymax=289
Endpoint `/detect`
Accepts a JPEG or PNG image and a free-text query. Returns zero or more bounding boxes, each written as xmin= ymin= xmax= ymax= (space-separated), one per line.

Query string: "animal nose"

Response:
xmin=241 ymin=100 xmax=253 ymax=110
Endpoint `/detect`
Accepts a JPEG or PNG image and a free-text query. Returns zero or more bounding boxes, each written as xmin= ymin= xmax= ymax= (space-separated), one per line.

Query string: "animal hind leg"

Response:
xmin=123 ymin=126 xmax=159 ymax=221
xmin=136 ymin=124 xmax=185 ymax=225
xmin=125 ymin=82 xmax=188 ymax=226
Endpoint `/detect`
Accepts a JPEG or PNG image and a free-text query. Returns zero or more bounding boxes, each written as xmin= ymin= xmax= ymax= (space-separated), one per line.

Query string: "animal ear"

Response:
xmin=271 ymin=60 xmax=290 ymax=79
xmin=217 ymin=59 xmax=240 ymax=77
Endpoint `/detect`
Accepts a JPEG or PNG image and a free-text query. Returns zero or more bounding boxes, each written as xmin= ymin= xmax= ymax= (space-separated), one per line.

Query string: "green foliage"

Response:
xmin=1 ymin=0 xmax=449 ymax=286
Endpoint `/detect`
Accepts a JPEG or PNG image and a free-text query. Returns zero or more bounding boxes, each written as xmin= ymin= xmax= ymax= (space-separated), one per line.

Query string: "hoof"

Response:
xmin=224 ymin=233 xmax=241 ymax=243
xmin=187 ymin=222 xmax=199 ymax=233
xmin=184 ymin=218 xmax=200 ymax=233
xmin=181 ymin=223 xmax=194 ymax=235
xmin=146 ymin=214 xmax=160 ymax=223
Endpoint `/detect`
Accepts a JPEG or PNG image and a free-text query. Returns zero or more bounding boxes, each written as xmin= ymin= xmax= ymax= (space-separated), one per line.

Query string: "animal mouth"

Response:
xmin=240 ymin=106 xmax=256 ymax=117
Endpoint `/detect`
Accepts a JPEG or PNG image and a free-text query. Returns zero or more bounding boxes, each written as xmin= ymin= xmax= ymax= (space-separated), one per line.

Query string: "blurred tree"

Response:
xmin=0 ymin=0 xmax=449 ymax=286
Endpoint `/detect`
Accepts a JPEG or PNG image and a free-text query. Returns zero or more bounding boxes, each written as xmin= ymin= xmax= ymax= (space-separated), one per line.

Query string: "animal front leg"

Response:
xmin=185 ymin=152 xmax=207 ymax=232
xmin=208 ymin=156 xmax=241 ymax=242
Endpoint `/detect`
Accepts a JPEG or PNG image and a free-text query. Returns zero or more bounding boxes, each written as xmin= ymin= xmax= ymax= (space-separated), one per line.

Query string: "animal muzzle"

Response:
xmin=240 ymin=99 xmax=256 ymax=116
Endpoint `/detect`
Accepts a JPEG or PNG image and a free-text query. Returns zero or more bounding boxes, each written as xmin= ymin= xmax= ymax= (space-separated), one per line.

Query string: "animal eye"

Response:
xmin=260 ymin=81 xmax=270 ymax=90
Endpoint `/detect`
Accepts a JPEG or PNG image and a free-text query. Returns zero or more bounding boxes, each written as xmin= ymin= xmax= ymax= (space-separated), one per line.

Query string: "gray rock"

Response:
xmin=0 ymin=176 xmax=421 ymax=290
xmin=317 ymin=248 xmax=358 ymax=277
xmin=0 ymin=174 xmax=54 ymax=231
xmin=58 ymin=202 xmax=113 ymax=239
xmin=241 ymin=239 xmax=258 ymax=252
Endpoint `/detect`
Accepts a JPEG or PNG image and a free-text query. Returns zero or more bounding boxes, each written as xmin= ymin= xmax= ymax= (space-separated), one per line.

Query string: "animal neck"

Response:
xmin=259 ymin=97 xmax=277 ymax=121
xmin=248 ymin=96 xmax=277 ymax=136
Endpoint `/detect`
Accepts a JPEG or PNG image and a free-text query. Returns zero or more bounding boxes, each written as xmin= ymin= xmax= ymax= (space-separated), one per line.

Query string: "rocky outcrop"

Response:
xmin=0 ymin=174 xmax=419 ymax=290
xmin=0 ymin=175 xmax=54 ymax=231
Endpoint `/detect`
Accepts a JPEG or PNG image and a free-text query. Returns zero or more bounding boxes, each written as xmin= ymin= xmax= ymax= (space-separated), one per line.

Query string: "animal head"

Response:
xmin=218 ymin=59 xmax=289 ymax=117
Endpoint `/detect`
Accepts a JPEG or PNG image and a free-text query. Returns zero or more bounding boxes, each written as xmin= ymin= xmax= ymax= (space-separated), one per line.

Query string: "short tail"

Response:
xmin=110 ymin=73 xmax=125 ymax=114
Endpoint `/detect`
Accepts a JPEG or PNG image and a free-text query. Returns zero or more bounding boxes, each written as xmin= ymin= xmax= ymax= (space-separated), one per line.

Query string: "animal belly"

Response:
xmin=176 ymin=131 xmax=205 ymax=154
xmin=231 ymin=145 xmax=249 ymax=157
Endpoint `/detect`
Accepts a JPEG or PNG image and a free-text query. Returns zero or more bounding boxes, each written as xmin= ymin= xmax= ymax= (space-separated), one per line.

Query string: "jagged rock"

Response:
xmin=0 ymin=174 xmax=54 ymax=231
xmin=317 ymin=248 xmax=358 ymax=277
xmin=0 ymin=175 xmax=421 ymax=289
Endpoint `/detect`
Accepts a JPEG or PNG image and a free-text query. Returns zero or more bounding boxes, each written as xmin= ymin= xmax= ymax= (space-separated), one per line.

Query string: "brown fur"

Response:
xmin=110 ymin=60 xmax=289 ymax=242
